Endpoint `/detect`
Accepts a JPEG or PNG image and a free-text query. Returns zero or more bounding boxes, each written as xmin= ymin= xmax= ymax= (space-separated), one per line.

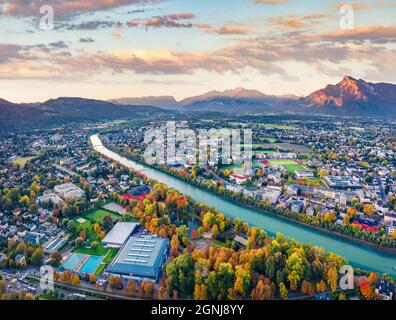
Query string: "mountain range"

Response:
xmin=1 ymin=76 xmax=396 ymax=132
xmin=110 ymin=76 xmax=396 ymax=116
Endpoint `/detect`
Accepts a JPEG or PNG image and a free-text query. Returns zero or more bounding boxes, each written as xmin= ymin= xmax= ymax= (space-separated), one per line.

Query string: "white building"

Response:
xmin=102 ymin=222 xmax=139 ymax=248
xmin=260 ymin=187 xmax=282 ymax=204
xmin=295 ymin=170 xmax=314 ymax=179
xmin=54 ymin=183 xmax=85 ymax=200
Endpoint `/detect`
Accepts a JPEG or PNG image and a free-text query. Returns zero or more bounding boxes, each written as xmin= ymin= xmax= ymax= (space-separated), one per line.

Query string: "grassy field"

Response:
xmin=269 ymin=159 xmax=298 ymax=165
xmin=269 ymin=159 xmax=307 ymax=175
xmin=262 ymin=137 xmax=277 ymax=143
xmin=222 ymin=161 xmax=262 ymax=172
xmin=103 ymin=248 xmax=119 ymax=263
xmin=40 ymin=293 xmax=60 ymax=300
xmin=73 ymin=216 xmax=92 ymax=231
xmin=84 ymin=209 xmax=120 ymax=223
xmin=229 ymin=122 xmax=298 ymax=130
xmin=92 ymin=248 xmax=119 ymax=276
xmin=284 ymin=164 xmax=306 ymax=175
xmin=255 ymin=150 xmax=277 ymax=154
xmin=259 ymin=124 xmax=298 ymax=130
xmin=95 ymin=263 xmax=106 ymax=277
xmin=74 ymin=245 xmax=109 ymax=256
xmin=211 ymin=240 xmax=227 ymax=248
xmin=12 ymin=156 xmax=35 ymax=168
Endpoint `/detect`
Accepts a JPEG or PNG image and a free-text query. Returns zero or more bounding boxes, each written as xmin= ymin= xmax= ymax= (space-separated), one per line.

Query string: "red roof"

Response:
xmin=135 ymin=193 xmax=148 ymax=200
xmin=121 ymin=194 xmax=133 ymax=201
xmin=121 ymin=193 xmax=148 ymax=201
xmin=352 ymin=221 xmax=378 ymax=233
xmin=230 ymin=173 xmax=251 ymax=180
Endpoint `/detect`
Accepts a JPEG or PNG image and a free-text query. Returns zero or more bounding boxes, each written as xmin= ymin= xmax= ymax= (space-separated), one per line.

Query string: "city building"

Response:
xmin=109 ymin=232 xmax=169 ymax=281
xmin=291 ymin=200 xmax=304 ymax=213
xmin=24 ymin=232 xmax=46 ymax=245
xmin=323 ymin=176 xmax=363 ymax=190
xmin=260 ymin=187 xmax=282 ymax=204
xmin=54 ymin=182 xmax=85 ymax=200
xmin=102 ymin=222 xmax=139 ymax=248
xmin=230 ymin=173 xmax=252 ymax=185
xmin=295 ymin=170 xmax=314 ymax=179
xmin=37 ymin=192 xmax=64 ymax=206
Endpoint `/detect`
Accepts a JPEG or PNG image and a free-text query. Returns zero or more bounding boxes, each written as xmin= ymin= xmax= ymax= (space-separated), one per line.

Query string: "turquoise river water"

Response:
xmin=90 ymin=134 xmax=396 ymax=278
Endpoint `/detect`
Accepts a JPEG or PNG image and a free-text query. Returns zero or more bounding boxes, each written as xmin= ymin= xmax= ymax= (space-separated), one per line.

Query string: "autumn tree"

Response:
xmin=327 ymin=266 xmax=338 ymax=292
xmin=368 ymin=272 xmax=379 ymax=285
xmin=316 ymin=280 xmax=326 ymax=293
xmin=123 ymin=279 xmax=135 ymax=297
xmin=251 ymin=280 xmax=273 ymax=300
xmin=72 ymin=274 xmax=81 ymax=286
xmin=234 ymin=265 xmax=250 ymax=297
xmin=194 ymin=283 xmax=208 ymax=300
xmin=89 ymin=274 xmax=96 ymax=284
xmin=109 ymin=275 xmax=122 ymax=289
xmin=360 ymin=279 xmax=373 ymax=300
xmin=142 ymin=281 xmax=155 ymax=298
xmin=170 ymin=234 xmax=180 ymax=257
xmin=279 ymin=282 xmax=288 ymax=300
xmin=363 ymin=204 xmax=375 ymax=216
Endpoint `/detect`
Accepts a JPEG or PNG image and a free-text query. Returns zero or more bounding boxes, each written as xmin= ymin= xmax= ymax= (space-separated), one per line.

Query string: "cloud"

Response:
xmin=79 ymin=37 xmax=95 ymax=43
xmin=332 ymin=1 xmax=374 ymax=10
xmin=0 ymin=0 xmax=165 ymax=17
xmin=48 ymin=41 xmax=69 ymax=49
xmin=0 ymin=44 xmax=22 ymax=63
xmin=205 ymin=26 xmax=255 ymax=35
xmin=1 ymin=23 xmax=395 ymax=84
xmin=304 ymin=26 xmax=396 ymax=44
xmin=127 ymin=13 xmax=196 ymax=29
xmin=59 ymin=20 xmax=121 ymax=30
xmin=267 ymin=13 xmax=329 ymax=29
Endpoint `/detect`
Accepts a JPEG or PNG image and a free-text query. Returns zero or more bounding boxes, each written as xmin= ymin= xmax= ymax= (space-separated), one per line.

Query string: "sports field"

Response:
xmin=269 ymin=159 xmax=298 ymax=165
xmin=269 ymin=159 xmax=307 ymax=175
xmin=84 ymin=209 xmax=120 ymax=223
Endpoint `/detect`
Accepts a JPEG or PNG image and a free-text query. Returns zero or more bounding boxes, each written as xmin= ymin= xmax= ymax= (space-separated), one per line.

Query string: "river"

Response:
xmin=90 ymin=134 xmax=396 ymax=278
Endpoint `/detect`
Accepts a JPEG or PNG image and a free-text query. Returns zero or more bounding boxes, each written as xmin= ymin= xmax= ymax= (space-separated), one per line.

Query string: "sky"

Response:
xmin=0 ymin=0 xmax=395 ymax=103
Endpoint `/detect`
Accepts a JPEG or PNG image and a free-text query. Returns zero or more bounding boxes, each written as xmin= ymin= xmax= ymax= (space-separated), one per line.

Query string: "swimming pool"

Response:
xmin=62 ymin=253 xmax=103 ymax=275
xmin=79 ymin=255 xmax=104 ymax=274
xmin=62 ymin=253 xmax=84 ymax=271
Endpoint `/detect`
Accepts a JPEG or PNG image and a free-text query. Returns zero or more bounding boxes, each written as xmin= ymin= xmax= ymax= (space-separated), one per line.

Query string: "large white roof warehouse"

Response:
xmin=102 ymin=222 xmax=139 ymax=248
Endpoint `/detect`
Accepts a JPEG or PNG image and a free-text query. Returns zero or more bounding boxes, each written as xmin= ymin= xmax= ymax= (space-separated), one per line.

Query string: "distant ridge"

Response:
xmin=110 ymin=96 xmax=178 ymax=108
xmin=0 ymin=97 xmax=166 ymax=132
xmin=1 ymin=76 xmax=396 ymax=133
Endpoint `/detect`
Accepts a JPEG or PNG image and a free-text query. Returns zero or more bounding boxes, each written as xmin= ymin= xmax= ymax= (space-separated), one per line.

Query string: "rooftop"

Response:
xmin=110 ymin=232 xmax=169 ymax=279
xmin=102 ymin=222 xmax=138 ymax=247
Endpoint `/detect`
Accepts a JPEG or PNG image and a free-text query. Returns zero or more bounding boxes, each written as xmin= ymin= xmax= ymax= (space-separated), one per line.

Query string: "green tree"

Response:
xmin=165 ymin=253 xmax=195 ymax=298
xmin=31 ymin=248 xmax=44 ymax=266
